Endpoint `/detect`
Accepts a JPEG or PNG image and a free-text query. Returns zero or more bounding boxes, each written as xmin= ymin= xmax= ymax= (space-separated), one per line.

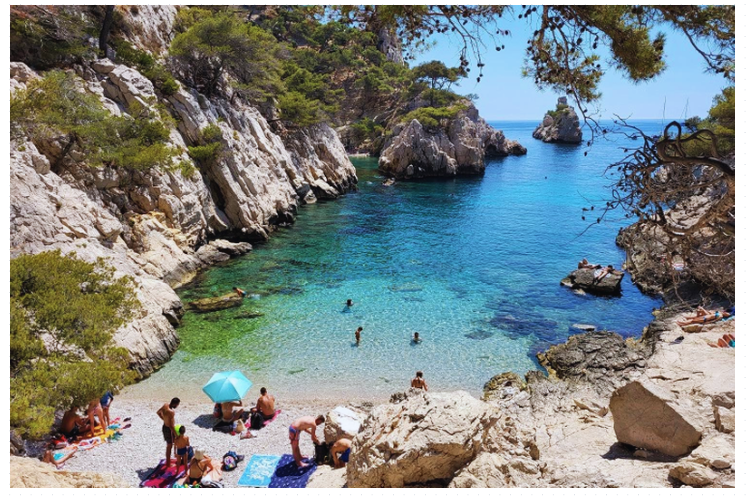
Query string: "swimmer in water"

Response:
xmin=412 ymin=332 xmax=422 ymax=344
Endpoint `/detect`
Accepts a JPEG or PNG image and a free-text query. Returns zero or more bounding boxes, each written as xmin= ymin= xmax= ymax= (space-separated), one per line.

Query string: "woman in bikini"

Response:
xmin=186 ymin=450 xmax=213 ymax=486
xmin=677 ymin=310 xmax=730 ymax=326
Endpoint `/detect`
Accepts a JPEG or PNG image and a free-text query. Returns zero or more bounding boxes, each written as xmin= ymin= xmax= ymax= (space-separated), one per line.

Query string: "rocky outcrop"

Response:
xmin=609 ymin=379 xmax=703 ymax=457
xmin=10 ymin=55 xmax=357 ymax=375
xmin=561 ymin=267 xmax=624 ymax=295
xmin=188 ymin=293 xmax=244 ymax=313
xmin=378 ymin=103 xmax=525 ymax=179
xmin=324 ymin=406 xmax=364 ymax=443
xmin=532 ymin=97 xmax=583 ymax=144
xmin=347 ymin=389 xmax=543 ymax=488
xmin=10 ymin=456 xmax=129 ymax=488
xmin=537 ymin=331 xmax=649 ymax=391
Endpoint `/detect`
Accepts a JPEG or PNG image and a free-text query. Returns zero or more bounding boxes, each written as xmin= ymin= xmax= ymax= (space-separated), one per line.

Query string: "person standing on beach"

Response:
xmin=157 ymin=397 xmax=180 ymax=466
xmin=288 ymin=415 xmax=325 ymax=468
xmin=355 ymin=327 xmax=363 ymax=345
xmin=86 ymin=398 xmax=104 ymax=432
xmin=411 ymin=371 xmax=428 ymax=391
xmin=100 ymin=391 xmax=114 ymax=429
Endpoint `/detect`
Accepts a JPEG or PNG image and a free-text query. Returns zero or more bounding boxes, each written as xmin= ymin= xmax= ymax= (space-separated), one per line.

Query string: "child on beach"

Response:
xmin=174 ymin=426 xmax=191 ymax=469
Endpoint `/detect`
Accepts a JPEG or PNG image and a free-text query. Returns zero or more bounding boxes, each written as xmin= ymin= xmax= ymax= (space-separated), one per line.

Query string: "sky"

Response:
xmin=411 ymin=10 xmax=729 ymax=121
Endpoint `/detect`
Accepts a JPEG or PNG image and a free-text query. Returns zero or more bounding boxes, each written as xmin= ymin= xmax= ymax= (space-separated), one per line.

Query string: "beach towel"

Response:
xmin=238 ymin=454 xmax=282 ymax=487
xmin=268 ymin=454 xmax=317 ymax=488
xmin=264 ymin=409 xmax=282 ymax=427
xmin=140 ymin=460 xmax=185 ymax=488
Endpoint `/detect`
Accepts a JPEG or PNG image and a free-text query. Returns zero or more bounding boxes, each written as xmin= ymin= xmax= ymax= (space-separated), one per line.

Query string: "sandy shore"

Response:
xmin=31 ymin=398 xmax=360 ymax=488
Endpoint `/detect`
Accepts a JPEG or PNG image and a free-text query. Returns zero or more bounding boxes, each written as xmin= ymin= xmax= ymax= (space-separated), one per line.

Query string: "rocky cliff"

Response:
xmin=378 ymin=103 xmax=526 ymax=179
xmin=533 ymin=97 xmax=583 ymax=144
xmin=9 ymin=5 xmax=357 ymax=375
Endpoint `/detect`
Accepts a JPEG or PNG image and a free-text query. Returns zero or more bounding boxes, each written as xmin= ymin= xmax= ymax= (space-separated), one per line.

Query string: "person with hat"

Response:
xmin=186 ymin=450 xmax=214 ymax=486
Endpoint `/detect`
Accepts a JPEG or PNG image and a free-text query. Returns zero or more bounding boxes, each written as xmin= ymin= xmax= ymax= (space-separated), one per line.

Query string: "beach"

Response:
xmin=30 ymin=397 xmax=364 ymax=488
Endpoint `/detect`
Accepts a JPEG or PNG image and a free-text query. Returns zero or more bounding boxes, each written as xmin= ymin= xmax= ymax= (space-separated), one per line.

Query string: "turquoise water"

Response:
xmin=129 ymin=120 xmax=663 ymax=402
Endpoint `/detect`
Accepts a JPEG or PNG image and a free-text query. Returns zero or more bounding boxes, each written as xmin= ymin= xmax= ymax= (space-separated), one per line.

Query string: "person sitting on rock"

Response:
xmin=411 ymin=371 xmax=428 ymax=391
xmin=233 ymin=287 xmax=247 ymax=298
xmin=677 ymin=310 xmax=730 ymax=327
xmin=592 ymin=265 xmax=620 ymax=283
xmin=331 ymin=438 xmax=352 ymax=468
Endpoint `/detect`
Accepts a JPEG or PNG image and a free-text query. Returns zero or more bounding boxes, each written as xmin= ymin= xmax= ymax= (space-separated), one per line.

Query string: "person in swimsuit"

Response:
xmin=157 ymin=397 xmax=180 ymax=466
xmin=677 ymin=310 xmax=730 ymax=326
xmin=100 ymin=391 xmax=114 ymax=429
xmin=252 ymin=387 xmax=276 ymax=425
xmin=86 ymin=398 xmax=104 ymax=432
xmin=412 ymin=332 xmax=422 ymax=344
xmin=220 ymin=400 xmax=246 ymax=423
xmin=174 ymin=425 xmax=191 ymax=470
xmin=330 ymin=438 xmax=352 ymax=468
xmin=355 ymin=327 xmax=363 ymax=345
xmin=411 ymin=371 xmax=428 ymax=391
xmin=186 ymin=450 xmax=214 ymax=486
xmin=41 ymin=446 xmax=78 ymax=469
xmin=288 ymin=415 xmax=325 ymax=468
xmin=60 ymin=408 xmax=89 ymax=440
xmin=233 ymin=287 xmax=247 ymax=298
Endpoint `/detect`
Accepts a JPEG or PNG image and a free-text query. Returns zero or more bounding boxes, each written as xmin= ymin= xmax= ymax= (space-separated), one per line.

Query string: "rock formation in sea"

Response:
xmin=532 ymin=96 xmax=583 ymax=144
xmin=378 ymin=102 xmax=526 ymax=179
xmin=9 ymin=5 xmax=357 ymax=376
xmin=560 ymin=267 xmax=624 ymax=295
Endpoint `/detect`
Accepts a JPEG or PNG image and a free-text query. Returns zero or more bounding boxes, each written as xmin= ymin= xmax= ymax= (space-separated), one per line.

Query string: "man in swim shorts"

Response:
xmin=331 ymin=438 xmax=352 ymax=468
xmin=60 ymin=408 xmax=89 ymax=440
xmin=253 ymin=387 xmax=276 ymax=424
xmin=157 ymin=397 xmax=180 ymax=466
xmin=289 ymin=415 xmax=325 ymax=468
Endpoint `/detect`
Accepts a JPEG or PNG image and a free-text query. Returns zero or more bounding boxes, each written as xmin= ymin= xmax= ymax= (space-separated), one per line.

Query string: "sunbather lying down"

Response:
xmin=677 ymin=310 xmax=731 ymax=327
xmin=41 ymin=446 xmax=78 ymax=469
xmin=708 ymin=333 xmax=735 ymax=348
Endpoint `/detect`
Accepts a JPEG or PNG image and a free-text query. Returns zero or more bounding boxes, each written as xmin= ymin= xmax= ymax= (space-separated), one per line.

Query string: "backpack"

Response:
xmin=314 ymin=442 xmax=333 ymax=466
xmin=250 ymin=411 xmax=263 ymax=430
xmin=222 ymin=451 xmax=243 ymax=471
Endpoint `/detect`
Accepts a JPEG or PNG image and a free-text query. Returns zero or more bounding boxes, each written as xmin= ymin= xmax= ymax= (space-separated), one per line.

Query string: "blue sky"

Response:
xmin=411 ymin=13 xmax=728 ymax=121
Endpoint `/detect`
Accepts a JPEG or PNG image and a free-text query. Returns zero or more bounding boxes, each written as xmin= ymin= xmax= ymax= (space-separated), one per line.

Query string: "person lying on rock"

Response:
xmin=331 ymin=438 xmax=352 ymax=468
xmin=411 ymin=371 xmax=428 ymax=391
xmin=289 ymin=415 xmax=325 ymax=468
xmin=708 ymin=333 xmax=735 ymax=348
xmin=233 ymin=287 xmax=247 ymax=298
xmin=41 ymin=446 xmax=78 ymax=469
xmin=677 ymin=310 xmax=731 ymax=326
xmin=577 ymin=258 xmax=599 ymax=269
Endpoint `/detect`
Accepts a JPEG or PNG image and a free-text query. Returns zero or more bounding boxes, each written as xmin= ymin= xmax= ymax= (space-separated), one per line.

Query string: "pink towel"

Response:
xmin=264 ymin=409 xmax=282 ymax=427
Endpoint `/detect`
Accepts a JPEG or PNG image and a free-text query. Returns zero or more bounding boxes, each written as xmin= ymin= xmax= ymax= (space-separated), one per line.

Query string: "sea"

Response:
xmin=126 ymin=120 xmax=665 ymax=403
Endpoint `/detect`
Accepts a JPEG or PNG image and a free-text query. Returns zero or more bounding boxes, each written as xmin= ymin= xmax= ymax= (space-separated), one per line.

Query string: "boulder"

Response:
xmin=669 ymin=462 xmax=717 ymax=487
xmin=10 ymin=430 xmax=25 ymax=456
xmin=689 ymin=434 xmax=734 ymax=469
xmin=347 ymin=390 xmax=497 ymax=487
xmin=188 ymin=294 xmax=243 ymax=313
xmin=10 ymin=456 xmax=129 ymax=488
xmin=537 ymin=330 xmax=648 ymax=389
xmin=561 ymin=267 xmax=624 ymax=295
xmin=324 ymin=406 xmax=364 ymax=443
xmin=482 ymin=372 xmax=526 ymax=404
xmin=609 ymin=379 xmax=703 ymax=457
xmin=533 ymin=97 xmax=583 ymax=144
xmin=714 ymin=406 xmax=735 ymax=433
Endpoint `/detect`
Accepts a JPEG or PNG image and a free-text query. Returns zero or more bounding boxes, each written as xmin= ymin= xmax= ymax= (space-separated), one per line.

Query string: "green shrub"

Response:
xmin=187 ymin=123 xmax=224 ymax=165
xmin=10 ymin=251 xmax=139 ymax=438
xmin=11 ymin=71 xmax=178 ymax=171
xmin=399 ymin=104 xmax=468 ymax=130
xmin=278 ymin=92 xmax=323 ymax=128
xmin=111 ymin=38 xmax=179 ymax=96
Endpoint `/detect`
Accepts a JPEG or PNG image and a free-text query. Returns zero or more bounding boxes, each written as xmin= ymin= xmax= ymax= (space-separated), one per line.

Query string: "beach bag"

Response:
xmin=314 ymin=442 xmax=333 ymax=466
xmin=213 ymin=403 xmax=223 ymax=419
xmin=250 ymin=411 xmax=263 ymax=430
xmin=233 ymin=419 xmax=245 ymax=434
xmin=222 ymin=451 xmax=243 ymax=471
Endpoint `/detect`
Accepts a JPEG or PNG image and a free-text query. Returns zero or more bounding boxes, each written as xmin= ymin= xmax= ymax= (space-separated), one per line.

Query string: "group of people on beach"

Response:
xmin=59 ymin=391 xmax=115 ymax=441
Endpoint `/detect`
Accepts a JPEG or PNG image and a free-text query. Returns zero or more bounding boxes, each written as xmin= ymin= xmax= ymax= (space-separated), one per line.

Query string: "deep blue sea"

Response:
xmin=128 ymin=120 xmax=664 ymax=402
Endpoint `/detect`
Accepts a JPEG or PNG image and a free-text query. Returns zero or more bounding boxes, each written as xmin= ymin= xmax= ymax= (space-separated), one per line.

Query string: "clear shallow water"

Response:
xmin=129 ymin=120 xmax=664 ymax=402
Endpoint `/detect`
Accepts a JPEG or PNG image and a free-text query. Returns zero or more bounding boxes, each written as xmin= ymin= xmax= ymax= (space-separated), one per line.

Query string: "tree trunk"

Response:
xmin=99 ymin=5 xmax=116 ymax=55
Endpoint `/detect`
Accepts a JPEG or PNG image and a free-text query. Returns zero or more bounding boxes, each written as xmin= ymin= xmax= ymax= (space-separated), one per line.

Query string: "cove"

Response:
xmin=129 ymin=120 xmax=663 ymax=402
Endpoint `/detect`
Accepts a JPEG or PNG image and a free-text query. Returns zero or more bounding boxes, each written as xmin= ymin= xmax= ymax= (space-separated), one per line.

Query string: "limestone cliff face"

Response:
xmin=533 ymin=97 xmax=583 ymax=144
xmin=378 ymin=103 xmax=526 ymax=179
xmin=9 ymin=8 xmax=357 ymax=375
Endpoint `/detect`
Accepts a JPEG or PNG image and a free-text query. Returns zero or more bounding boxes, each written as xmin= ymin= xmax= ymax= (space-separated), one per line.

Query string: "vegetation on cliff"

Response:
xmin=11 ymin=251 xmax=139 ymax=438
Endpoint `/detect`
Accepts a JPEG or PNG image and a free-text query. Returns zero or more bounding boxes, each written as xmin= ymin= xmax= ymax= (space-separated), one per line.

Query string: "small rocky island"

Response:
xmin=379 ymin=101 xmax=526 ymax=179
xmin=561 ymin=265 xmax=624 ymax=295
xmin=533 ymin=96 xmax=583 ymax=144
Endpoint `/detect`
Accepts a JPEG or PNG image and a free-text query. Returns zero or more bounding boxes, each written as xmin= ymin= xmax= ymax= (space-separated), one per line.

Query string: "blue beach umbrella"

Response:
xmin=202 ymin=370 xmax=253 ymax=403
